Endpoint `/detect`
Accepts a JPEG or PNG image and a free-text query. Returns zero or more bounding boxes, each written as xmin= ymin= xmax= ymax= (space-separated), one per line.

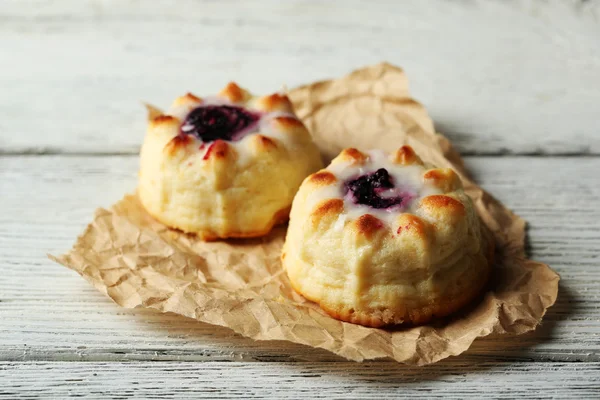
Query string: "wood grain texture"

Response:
xmin=2 ymin=2 xmax=600 ymax=393
xmin=1 ymin=361 xmax=599 ymax=399
xmin=0 ymin=155 xmax=598 ymax=365
xmin=1 ymin=0 xmax=599 ymax=155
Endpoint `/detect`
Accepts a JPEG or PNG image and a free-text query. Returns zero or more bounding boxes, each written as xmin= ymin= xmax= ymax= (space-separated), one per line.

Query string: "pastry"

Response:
xmin=138 ymin=83 xmax=323 ymax=240
xmin=282 ymin=146 xmax=493 ymax=327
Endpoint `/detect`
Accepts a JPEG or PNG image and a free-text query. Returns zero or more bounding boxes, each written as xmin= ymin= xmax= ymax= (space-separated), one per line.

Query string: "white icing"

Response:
xmin=307 ymin=150 xmax=443 ymax=229
xmin=165 ymin=95 xmax=298 ymax=168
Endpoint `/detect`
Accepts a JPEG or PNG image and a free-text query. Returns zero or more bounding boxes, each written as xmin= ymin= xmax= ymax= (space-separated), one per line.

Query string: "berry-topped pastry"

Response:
xmin=138 ymin=83 xmax=323 ymax=240
xmin=282 ymin=146 xmax=493 ymax=327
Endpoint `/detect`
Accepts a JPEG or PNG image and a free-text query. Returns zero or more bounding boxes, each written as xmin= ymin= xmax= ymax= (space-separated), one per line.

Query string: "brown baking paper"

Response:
xmin=51 ymin=63 xmax=559 ymax=365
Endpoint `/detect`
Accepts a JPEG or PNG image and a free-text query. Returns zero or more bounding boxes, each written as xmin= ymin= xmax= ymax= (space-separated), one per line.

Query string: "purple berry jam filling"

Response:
xmin=344 ymin=168 xmax=406 ymax=209
xmin=180 ymin=105 xmax=260 ymax=142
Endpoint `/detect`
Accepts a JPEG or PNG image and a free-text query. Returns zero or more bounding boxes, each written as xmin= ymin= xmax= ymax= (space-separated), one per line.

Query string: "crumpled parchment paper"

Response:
xmin=51 ymin=63 xmax=559 ymax=365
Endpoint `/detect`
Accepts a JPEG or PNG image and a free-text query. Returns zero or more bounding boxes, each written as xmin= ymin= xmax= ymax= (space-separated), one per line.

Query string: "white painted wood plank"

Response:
xmin=1 ymin=0 xmax=599 ymax=155
xmin=0 ymin=155 xmax=599 ymax=363
xmin=1 ymin=361 xmax=599 ymax=399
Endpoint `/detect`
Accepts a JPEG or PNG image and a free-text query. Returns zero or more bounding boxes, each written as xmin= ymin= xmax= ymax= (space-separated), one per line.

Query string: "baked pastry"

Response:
xmin=282 ymin=146 xmax=493 ymax=327
xmin=138 ymin=83 xmax=323 ymax=240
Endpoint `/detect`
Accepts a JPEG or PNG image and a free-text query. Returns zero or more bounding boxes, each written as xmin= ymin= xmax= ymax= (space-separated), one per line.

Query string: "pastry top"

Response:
xmin=147 ymin=82 xmax=314 ymax=169
xmin=302 ymin=146 xmax=466 ymax=239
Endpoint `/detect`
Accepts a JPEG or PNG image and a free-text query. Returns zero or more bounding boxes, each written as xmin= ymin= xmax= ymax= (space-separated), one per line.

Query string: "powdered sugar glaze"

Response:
xmin=307 ymin=150 xmax=443 ymax=230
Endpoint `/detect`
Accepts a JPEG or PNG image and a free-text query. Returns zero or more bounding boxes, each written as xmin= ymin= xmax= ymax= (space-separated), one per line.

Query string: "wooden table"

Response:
xmin=1 ymin=1 xmax=599 ymax=398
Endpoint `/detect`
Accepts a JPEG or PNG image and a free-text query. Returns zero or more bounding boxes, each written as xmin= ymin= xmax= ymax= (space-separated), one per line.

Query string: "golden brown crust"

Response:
xmin=272 ymin=116 xmax=306 ymax=133
xmin=202 ymin=140 xmax=229 ymax=161
xmin=199 ymin=205 xmax=291 ymax=241
xmin=307 ymin=171 xmax=337 ymax=186
xmin=219 ymin=82 xmax=248 ymax=103
xmin=395 ymin=214 xmax=428 ymax=238
xmin=145 ymin=104 xmax=163 ymax=121
xmin=310 ymin=199 xmax=344 ymax=222
xmin=146 ymin=203 xmax=291 ymax=241
xmin=423 ymin=168 xmax=461 ymax=193
xmin=173 ymin=92 xmax=203 ymax=106
xmin=290 ymin=234 xmax=493 ymax=328
xmin=150 ymin=115 xmax=179 ymax=127
xmin=320 ymin=278 xmax=484 ymax=327
xmin=392 ymin=145 xmax=423 ymax=165
xmin=336 ymin=148 xmax=367 ymax=164
xmin=256 ymin=93 xmax=293 ymax=112
xmin=351 ymin=214 xmax=385 ymax=239
xmin=252 ymin=134 xmax=277 ymax=151
xmin=163 ymin=134 xmax=192 ymax=155
xmin=183 ymin=92 xmax=202 ymax=103
xmin=419 ymin=194 xmax=466 ymax=217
